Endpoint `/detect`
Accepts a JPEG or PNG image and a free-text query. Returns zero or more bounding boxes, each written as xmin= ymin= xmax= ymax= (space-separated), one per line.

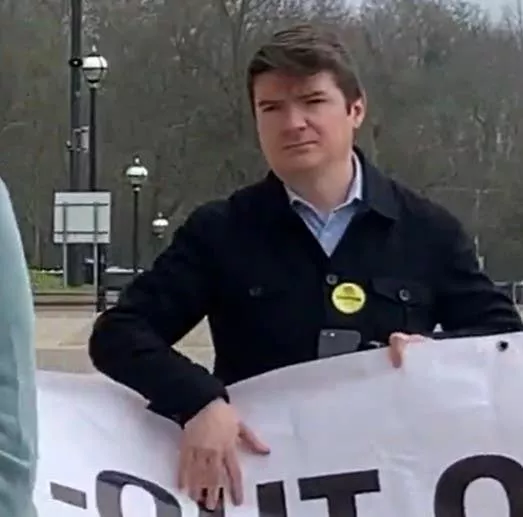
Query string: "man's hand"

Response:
xmin=177 ymin=398 xmax=270 ymax=510
xmin=388 ymin=332 xmax=425 ymax=367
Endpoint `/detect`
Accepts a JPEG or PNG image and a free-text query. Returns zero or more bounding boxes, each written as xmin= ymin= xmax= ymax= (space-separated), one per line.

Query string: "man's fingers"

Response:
xmin=238 ymin=424 xmax=271 ymax=455
xmin=388 ymin=332 xmax=407 ymax=368
xmin=203 ymin=487 xmax=223 ymax=511
xmin=177 ymin=417 xmax=267 ymax=510
xmin=189 ymin=484 xmax=204 ymax=505
xmin=224 ymin=448 xmax=243 ymax=505
xmin=179 ymin=448 xmax=224 ymax=506
xmin=388 ymin=332 xmax=425 ymax=368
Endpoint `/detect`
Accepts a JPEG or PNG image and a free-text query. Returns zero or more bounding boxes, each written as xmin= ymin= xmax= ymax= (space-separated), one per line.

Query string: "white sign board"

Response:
xmin=34 ymin=333 xmax=523 ymax=516
xmin=53 ymin=191 xmax=111 ymax=245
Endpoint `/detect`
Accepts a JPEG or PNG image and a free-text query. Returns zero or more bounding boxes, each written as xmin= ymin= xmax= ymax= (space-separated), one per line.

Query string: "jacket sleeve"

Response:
xmin=89 ymin=204 xmax=228 ymax=425
xmin=0 ymin=180 xmax=38 ymax=517
xmin=434 ymin=215 xmax=523 ymax=337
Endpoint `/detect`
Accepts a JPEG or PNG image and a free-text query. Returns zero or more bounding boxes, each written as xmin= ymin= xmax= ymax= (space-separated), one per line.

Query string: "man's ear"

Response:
xmin=349 ymin=95 xmax=366 ymax=129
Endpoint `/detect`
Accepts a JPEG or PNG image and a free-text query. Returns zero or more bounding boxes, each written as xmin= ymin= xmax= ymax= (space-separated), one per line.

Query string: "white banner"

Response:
xmin=34 ymin=333 xmax=523 ymax=517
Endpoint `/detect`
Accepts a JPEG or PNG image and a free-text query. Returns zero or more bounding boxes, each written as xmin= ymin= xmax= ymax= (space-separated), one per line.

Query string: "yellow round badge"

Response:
xmin=331 ymin=282 xmax=366 ymax=314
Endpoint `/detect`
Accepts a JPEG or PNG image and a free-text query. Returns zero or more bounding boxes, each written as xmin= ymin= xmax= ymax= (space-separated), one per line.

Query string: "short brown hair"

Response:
xmin=247 ymin=23 xmax=363 ymax=111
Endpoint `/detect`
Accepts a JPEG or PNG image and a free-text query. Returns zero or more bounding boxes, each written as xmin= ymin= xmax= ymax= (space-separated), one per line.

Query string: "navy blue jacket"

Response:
xmin=89 ymin=148 xmax=522 ymax=424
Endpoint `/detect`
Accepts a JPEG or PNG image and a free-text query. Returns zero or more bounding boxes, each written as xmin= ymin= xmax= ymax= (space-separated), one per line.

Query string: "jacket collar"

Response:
xmin=259 ymin=146 xmax=399 ymax=222
xmin=354 ymin=146 xmax=399 ymax=220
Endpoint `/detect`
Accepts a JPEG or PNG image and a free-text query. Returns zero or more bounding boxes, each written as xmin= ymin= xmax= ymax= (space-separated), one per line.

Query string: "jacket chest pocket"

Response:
xmin=370 ymin=277 xmax=435 ymax=335
xmin=221 ymin=280 xmax=292 ymax=323
xmin=241 ymin=283 xmax=288 ymax=305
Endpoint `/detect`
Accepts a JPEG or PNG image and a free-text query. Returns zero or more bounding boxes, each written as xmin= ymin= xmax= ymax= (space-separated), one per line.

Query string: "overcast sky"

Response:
xmin=348 ymin=0 xmax=516 ymax=19
xmin=475 ymin=0 xmax=512 ymax=16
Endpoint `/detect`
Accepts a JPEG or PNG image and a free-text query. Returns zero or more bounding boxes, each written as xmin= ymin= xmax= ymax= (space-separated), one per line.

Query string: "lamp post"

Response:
xmin=152 ymin=213 xmax=169 ymax=239
xmin=125 ymin=156 xmax=148 ymax=275
xmin=66 ymin=0 xmax=83 ymax=287
xmin=152 ymin=212 xmax=169 ymax=257
xmin=82 ymin=46 xmax=108 ymax=190
xmin=82 ymin=46 xmax=108 ymax=312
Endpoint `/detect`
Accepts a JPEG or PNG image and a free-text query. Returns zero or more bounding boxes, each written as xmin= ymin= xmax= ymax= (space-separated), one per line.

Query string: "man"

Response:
xmin=89 ymin=23 xmax=522 ymax=511
xmin=0 ymin=178 xmax=38 ymax=516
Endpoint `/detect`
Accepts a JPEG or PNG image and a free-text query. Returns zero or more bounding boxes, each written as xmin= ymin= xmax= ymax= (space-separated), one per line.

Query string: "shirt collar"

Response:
xmin=255 ymin=146 xmax=399 ymax=226
xmin=285 ymin=152 xmax=363 ymax=212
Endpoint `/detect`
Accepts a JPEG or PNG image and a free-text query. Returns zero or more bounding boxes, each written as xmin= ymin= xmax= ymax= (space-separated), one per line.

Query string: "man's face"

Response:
xmin=253 ymin=70 xmax=365 ymax=181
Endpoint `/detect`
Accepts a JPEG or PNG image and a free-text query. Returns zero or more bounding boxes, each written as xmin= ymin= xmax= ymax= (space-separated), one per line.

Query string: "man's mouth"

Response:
xmin=283 ymin=141 xmax=316 ymax=150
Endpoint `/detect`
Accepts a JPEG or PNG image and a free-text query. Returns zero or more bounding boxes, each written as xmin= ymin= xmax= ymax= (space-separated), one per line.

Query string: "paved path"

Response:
xmin=35 ymin=309 xmax=214 ymax=373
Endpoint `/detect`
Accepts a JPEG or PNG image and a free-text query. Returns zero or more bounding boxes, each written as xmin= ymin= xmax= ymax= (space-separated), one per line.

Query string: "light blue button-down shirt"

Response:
xmin=0 ymin=179 xmax=38 ymax=516
xmin=286 ymin=153 xmax=363 ymax=256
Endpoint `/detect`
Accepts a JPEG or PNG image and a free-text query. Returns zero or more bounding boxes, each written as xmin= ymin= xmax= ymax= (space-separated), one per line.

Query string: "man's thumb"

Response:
xmin=238 ymin=424 xmax=270 ymax=455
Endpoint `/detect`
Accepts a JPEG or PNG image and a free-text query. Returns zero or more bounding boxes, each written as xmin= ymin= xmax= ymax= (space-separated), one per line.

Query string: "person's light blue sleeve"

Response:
xmin=0 ymin=179 xmax=38 ymax=516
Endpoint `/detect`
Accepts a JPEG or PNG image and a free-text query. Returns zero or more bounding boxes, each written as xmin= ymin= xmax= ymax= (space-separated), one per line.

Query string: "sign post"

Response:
xmin=53 ymin=191 xmax=111 ymax=310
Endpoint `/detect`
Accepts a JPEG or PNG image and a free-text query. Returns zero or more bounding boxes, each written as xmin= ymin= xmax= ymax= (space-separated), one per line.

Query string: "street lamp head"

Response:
xmin=152 ymin=212 xmax=169 ymax=238
xmin=125 ymin=155 xmax=148 ymax=188
xmin=82 ymin=46 xmax=108 ymax=86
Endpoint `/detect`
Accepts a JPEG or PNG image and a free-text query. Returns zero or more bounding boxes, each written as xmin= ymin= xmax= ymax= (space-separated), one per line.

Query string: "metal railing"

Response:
xmin=494 ymin=281 xmax=523 ymax=307
xmin=33 ymin=290 xmax=119 ymax=308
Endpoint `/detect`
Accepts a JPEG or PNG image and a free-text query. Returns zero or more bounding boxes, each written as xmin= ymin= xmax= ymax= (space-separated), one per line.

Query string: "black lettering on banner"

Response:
xmin=299 ymin=471 xmax=381 ymax=517
xmin=434 ymin=454 xmax=523 ymax=517
xmin=257 ymin=481 xmax=288 ymax=517
xmin=256 ymin=472 xmax=381 ymax=517
xmin=50 ymin=482 xmax=88 ymax=509
xmin=96 ymin=470 xmax=182 ymax=517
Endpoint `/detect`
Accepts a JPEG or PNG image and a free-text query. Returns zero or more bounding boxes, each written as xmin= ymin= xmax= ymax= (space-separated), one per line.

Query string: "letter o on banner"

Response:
xmin=434 ymin=454 xmax=523 ymax=517
xmin=96 ymin=470 xmax=182 ymax=517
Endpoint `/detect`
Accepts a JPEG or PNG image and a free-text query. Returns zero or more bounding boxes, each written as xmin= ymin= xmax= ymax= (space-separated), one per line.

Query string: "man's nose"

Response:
xmin=282 ymin=106 xmax=307 ymax=131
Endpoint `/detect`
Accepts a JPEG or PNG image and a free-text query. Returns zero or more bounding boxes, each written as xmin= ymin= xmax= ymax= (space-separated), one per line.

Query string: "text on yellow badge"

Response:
xmin=331 ymin=282 xmax=366 ymax=314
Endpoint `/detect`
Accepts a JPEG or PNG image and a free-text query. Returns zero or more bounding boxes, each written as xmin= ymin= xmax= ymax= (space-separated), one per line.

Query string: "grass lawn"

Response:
xmin=30 ymin=270 xmax=93 ymax=293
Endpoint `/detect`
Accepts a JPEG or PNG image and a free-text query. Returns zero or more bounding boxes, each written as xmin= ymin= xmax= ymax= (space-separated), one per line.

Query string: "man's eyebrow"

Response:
xmin=257 ymin=90 xmax=327 ymax=108
xmin=300 ymin=90 xmax=325 ymax=99
xmin=299 ymin=90 xmax=328 ymax=99
xmin=256 ymin=98 xmax=282 ymax=109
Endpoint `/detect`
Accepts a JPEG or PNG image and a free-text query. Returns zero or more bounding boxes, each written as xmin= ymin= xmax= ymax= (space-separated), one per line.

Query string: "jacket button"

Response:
xmin=326 ymin=274 xmax=338 ymax=285
xmin=398 ymin=288 xmax=411 ymax=302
